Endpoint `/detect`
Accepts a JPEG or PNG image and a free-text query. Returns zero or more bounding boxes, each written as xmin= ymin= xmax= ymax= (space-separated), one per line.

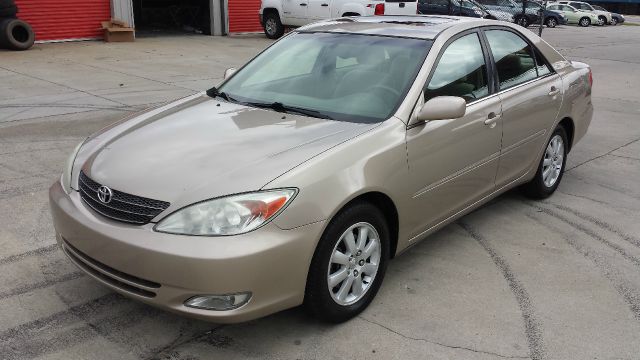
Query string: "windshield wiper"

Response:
xmin=245 ymin=101 xmax=334 ymax=120
xmin=206 ymin=87 xmax=235 ymax=102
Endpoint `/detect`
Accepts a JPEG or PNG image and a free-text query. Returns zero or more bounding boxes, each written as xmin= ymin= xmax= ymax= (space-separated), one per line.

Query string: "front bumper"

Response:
xmin=49 ymin=181 xmax=325 ymax=323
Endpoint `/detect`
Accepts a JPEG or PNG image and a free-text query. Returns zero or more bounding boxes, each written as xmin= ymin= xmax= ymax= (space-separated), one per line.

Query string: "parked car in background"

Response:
xmin=51 ymin=15 xmax=593 ymax=324
xmin=260 ymin=0 xmax=418 ymax=38
xmin=592 ymin=4 xmax=624 ymax=25
xmin=418 ymin=0 xmax=513 ymax=21
xmin=553 ymin=1 xmax=611 ymax=25
xmin=547 ymin=3 xmax=598 ymax=26
xmin=477 ymin=0 xmax=567 ymax=27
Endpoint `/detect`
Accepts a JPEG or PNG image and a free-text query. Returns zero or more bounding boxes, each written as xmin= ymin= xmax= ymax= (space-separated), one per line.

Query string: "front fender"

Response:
xmin=260 ymin=0 xmax=283 ymax=16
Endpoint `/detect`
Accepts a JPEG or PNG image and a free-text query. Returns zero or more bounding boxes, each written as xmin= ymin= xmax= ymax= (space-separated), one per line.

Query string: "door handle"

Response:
xmin=548 ymin=87 xmax=560 ymax=96
xmin=321 ymin=3 xmax=329 ymax=6
xmin=484 ymin=112 xmax=500 ymax=128
xmin=300 ymin=3 xmax=307 ymax=6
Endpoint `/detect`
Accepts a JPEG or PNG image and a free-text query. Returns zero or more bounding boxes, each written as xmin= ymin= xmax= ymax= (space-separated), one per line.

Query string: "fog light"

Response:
xmin=184 ymin=292 xmax=251 ymax=311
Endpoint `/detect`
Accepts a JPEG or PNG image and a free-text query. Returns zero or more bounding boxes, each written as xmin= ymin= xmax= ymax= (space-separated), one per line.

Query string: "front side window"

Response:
xmin=219 ymin=32 xmax=432 ymax=123
xmin=425 ymin=33 xmax=489 ymax=103
xmin=485 ymin=30 xmax=538 ymax=90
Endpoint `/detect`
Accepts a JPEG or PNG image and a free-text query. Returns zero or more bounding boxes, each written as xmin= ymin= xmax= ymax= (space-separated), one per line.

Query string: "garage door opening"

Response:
xmin=132 ymin=0 xmax=211 ymax=36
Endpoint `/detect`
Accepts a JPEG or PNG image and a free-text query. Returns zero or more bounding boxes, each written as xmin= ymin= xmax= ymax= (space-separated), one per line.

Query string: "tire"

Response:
xmin=262 ymin=11 xmax=284 ymax=39
xmin=597 ymin=15 xmax=607 ymax=26
xmin=579 ymin=17 xmax=591 ymax=27
xmin=546 ymin=17 xmax=558 ymax=28
xmin=304 ymin=201 xmax=390 ymax=323
xmin=0 ymin=4 xmax=17 ymax=17
xmin=0 ymin=18 xmax=34 ymax=50
xmin=611 ymin=17 xmax=618 ymax=26
xmin=515 ymin=16 xmax=529 ymax=28
xmin=521 ymin=126 xmax=568 ymax=199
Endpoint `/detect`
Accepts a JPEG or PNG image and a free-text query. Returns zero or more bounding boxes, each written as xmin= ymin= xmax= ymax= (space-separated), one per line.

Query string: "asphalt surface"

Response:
xmin=1 ymin=24 xmax=639 ymax=360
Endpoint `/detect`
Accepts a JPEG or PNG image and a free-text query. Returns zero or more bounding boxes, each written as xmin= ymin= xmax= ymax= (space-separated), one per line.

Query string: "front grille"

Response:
xmin=78 ymin=171 xmax=170 ymax=225
xmin=62 ymin=238 xmax=160 ymax=298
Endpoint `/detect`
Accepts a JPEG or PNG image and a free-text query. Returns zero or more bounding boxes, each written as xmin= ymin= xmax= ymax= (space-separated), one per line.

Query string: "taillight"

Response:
xmin=588 ymin=68 xmax=593 ymax=87
xmin=375 ymin=3 xmax=385 ymax=15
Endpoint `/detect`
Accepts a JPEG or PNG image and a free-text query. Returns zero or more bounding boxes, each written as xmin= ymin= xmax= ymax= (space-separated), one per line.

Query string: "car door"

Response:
xmin=482 ymin=28 xmax=563 ymax=188
xmin=282 ymin=0 xmax=309 ymax=25
xmin=307 ymin=0 xmax=331 ymax=19
xmin=560 ymin=5 xmax=579 ymax=22
xmin=405 ymin=31 xmax=502 ymax=239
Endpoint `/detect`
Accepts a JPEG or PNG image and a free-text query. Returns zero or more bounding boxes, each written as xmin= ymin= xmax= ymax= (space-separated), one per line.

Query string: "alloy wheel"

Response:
xmin=265 ymin=18 xmax=276 ymax=36
xmin=547 ymin=18 xmax=557 ymax=27
xmin=542 ymin=135 xmax=564 ymax=188
xmin=327 ymin=222 xmax=381 ymax=306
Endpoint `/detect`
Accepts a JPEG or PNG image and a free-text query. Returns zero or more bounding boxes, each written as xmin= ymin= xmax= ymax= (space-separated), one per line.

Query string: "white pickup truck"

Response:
xmin=260 ymin=0 xmax=418 ymax=38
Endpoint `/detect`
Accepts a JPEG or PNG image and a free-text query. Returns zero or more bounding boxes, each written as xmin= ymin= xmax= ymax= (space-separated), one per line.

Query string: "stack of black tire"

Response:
xmin=0 ymin=0 xmax=34 ymax=50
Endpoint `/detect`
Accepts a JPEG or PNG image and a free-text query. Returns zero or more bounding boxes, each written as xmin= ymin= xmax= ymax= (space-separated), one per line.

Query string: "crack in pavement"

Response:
xmin=358 ymin=316 xmax=529 ymax=359
xmin=523 ymin=211 xmax=640 ymax=321
xmin=0 ymin=244 xmax=58 ymax=266
xmin=142 ymin=326 xmax=226 ymax=360
xmin=458 ymin=221 xmax=546 ymax=360
xmin=0 ymin=271 xmax=84 ymax=300
xmin=0 ymin=65 xmax=130 ymax=108
xmin=547 ymin=203 xmax=640 ymax=248
xmin=527 ymin=203 xmax=640 ymax=269
xmin=566 ymin=137 xmax=640 ymax=171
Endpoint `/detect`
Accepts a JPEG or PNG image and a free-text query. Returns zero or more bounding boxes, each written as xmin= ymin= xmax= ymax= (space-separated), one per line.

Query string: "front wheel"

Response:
xmin=521 ymin=126 xmax=568 ymax=199
xmin=597 ymin=15 xmax=607 ymax=25
xmin=262 ymin=12 xmax=284 ymax=39
xmin=579 ymin=17 xmax=591 ymax=27
xmin=304 ymin=202 xmax=390 ymax=323
xmin=546 ymin=17 xmax=558 ymax=28
xmin=610 ymin=17 xmax=618 ymax=25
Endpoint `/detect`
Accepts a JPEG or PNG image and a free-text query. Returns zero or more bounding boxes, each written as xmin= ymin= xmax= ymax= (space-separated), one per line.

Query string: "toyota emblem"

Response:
xmin=97 ymin=185 xmax=113 ymax=204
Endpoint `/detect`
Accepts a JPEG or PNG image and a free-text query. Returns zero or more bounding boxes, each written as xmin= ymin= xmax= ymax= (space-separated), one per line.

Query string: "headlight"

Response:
xmin=61 ymin=140 xmax=85 ymax=194
xmin=154 ymin=189 xmax=297 ymax=236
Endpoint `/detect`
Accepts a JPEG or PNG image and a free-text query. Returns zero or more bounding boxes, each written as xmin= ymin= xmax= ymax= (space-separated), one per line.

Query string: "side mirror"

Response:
xmin=417 ymin=96 xmax=466 ymax=122
xmin=224 ymin=67 xmax=237 ymax=79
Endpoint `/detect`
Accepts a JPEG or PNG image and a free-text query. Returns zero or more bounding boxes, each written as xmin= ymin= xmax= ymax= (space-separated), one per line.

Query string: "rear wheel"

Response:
xmin=304 ymin=202 xmax=390 ymax=323
xmin=521 ymin=126 xmax=568 ymax=199
xmin=579 ymin=17 xmax=591 ymax=27
xmin=546 ymin=17 xmax=558 ymax=28
xmin=262 ymin=11 xmax=284 ymax=39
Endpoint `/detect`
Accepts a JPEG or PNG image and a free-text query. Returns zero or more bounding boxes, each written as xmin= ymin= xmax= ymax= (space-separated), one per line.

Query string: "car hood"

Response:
xmin=76 ymin=93 xmax=378 ymax=209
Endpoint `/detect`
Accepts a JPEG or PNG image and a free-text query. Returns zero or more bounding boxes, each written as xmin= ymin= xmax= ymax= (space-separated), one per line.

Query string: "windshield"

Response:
xmin=218 ymin=33 xmax=431 ymax=123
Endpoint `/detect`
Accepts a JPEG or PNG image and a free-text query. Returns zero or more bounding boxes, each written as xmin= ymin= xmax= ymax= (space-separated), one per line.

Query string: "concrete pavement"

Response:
xmin=1 ymin=25 xmax=639 ymax=359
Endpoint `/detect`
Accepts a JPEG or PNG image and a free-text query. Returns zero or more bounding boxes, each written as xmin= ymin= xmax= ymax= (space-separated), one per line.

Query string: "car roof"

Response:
xmin=296 ymin=16 xmax=487 ymax=40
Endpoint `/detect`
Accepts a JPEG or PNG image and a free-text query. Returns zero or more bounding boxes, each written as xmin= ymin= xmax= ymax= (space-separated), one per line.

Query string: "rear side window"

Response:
xmin=485 ymin=30 xmax=538 ymax=90
xmin=425 ymin=33 xmax=489 ymax=103
xmin=534 ymin=48 xmax=552 ymax=77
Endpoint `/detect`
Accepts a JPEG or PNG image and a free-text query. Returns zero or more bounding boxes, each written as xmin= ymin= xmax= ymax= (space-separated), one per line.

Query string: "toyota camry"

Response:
xmin=50 ymin=16 xmax=593 ymax=323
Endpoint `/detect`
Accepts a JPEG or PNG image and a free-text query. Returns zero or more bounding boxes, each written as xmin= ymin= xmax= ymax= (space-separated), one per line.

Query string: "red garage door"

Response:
xmin=14 ymin=0 xmax=111 ymax=41
xmin=228 ymin=0 xmax=262 ymax=33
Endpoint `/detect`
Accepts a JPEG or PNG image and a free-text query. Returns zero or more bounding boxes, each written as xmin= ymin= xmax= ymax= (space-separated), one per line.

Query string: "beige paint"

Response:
xmin=50 ymin=17 xmax=593 ymax=323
